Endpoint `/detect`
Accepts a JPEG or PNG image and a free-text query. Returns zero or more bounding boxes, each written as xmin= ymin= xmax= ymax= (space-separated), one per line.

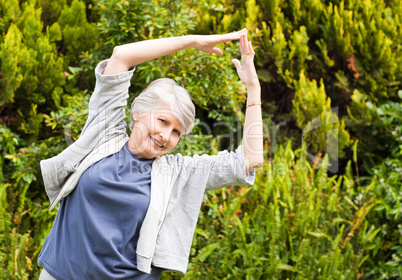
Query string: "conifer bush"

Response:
xmin=194 ymin=0 xmax=401 ymax=169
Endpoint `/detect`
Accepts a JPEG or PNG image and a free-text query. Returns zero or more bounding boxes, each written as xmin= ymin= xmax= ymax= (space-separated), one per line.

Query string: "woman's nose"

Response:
xmin=159 ymin=129 xmax=169 ymax=143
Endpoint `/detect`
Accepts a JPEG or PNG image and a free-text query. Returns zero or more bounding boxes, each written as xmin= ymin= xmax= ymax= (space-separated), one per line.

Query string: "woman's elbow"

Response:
xmin=109 ymin=46 xmax=123 ymax=62
xmin=252 ymin=155 xmax=264 ymax=169
xmin=103 ymin=46 xmax=130 ymax=75
xmin=245 ymin=155 xmax=264 ymax=174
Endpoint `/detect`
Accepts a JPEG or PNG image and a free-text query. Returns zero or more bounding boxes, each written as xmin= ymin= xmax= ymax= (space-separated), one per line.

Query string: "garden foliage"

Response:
xmin=171 ymin=145 xmax=387 ymax=279
xmin=0 ymin=0 xmax=401 ymax=279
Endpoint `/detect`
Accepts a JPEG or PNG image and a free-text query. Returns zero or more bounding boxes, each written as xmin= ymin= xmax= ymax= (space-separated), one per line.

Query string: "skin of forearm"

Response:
xmin=103 ymin=36 xmax=196 ymax=75
xmin=243 ymin=85 xmax=264 ymax=174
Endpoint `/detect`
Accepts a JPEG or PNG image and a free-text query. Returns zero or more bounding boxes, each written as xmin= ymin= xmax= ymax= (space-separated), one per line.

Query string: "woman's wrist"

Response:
xmin=246 ymin=101 xmax=262 ymax=108
xmin=246 ymin=85 xmax=261 ymax=104
xmin=186 ymin=35 xmax=201 ymax=50
xmin=246 ymin=83 xmax=261 ymax=91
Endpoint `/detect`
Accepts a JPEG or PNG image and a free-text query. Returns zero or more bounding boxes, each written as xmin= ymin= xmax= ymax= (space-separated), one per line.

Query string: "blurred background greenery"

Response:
xmin=0 ymin=0 xmax=400 ymax=279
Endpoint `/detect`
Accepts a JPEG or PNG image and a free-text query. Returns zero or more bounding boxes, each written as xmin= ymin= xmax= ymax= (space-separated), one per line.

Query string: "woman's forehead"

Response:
xmin=153 ymin=109 xmax=176 ymax=118
xmin=153 ymin=103 xmax=174 ymax=114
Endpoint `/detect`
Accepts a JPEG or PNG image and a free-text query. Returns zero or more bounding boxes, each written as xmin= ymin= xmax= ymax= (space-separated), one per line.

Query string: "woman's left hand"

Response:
xmin=232 ymin=33 xmax=260 ymax=89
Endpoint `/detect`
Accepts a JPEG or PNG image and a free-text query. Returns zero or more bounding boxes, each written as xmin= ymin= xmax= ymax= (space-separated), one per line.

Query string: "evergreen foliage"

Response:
xmin=0 ymin=0 xmax=65 ymax=138
xmin=194 ymin=0 xmax=402 ymax=171
xmin=58 ymin=0 xmax=99 ymax=66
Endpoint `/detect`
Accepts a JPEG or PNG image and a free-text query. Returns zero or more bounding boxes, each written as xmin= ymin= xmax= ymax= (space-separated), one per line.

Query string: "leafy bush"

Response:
xmin=0 ymin=92 xmax=89 ymax=279
xmin=357 ymin=92 xmax=402 ymax=279
xmin=58 ymin=0 xmax=99 ymax=66
xmin=0 ymin=124 xmax=58 ymax=279
xmin=291 ymin=72 xmax=351 ymax=160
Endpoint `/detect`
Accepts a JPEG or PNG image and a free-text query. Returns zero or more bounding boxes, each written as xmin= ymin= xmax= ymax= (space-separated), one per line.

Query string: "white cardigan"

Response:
xmin=40 ymin=60 xmax=255 ymax=274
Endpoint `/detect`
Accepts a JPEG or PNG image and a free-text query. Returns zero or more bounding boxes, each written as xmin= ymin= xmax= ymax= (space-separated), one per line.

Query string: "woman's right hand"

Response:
xmin=191 ymin=29 xmax=247 ymax=56
xmin=231 ymin=32 xmax=259 ymax=89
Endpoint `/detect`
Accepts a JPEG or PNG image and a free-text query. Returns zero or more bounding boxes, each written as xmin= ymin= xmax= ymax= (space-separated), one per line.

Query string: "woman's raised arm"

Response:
xmin=232 ymin=33 xmax=264 ymax=174
xmin=103 ymin=29 xmax=247 ymax=75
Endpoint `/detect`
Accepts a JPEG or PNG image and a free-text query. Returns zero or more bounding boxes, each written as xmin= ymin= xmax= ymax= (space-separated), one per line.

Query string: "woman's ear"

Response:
xmin=132 ymin=112 xmax=139 ymax=122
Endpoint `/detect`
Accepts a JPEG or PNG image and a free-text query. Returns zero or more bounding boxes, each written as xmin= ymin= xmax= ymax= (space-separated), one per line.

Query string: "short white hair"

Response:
xmin=130 ymin=78 xmax=195 ymax=135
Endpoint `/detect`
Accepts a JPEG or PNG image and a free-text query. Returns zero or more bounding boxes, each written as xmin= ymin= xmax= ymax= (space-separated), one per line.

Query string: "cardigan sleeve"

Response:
xmin=204 ymin=145 xmax=255 ymax=190
xmin=40 ymin=60 xmax=135 ymax=205
xmin=80 ymin=60 xmax=135 ymax=136
xmin=171 ymin=145 xmax=255 ymax=191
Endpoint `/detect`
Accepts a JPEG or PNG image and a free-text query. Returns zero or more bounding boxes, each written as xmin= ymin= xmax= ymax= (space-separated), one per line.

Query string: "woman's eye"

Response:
xmin=159 ymin=119 xmax=167 ymax=124
xmin=174 ymin=130 xmax=181 ymax=136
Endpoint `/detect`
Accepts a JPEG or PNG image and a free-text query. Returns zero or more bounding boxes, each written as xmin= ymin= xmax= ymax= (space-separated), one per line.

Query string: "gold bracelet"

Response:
xmin=246 ymin=102 xmax=262 ymax=108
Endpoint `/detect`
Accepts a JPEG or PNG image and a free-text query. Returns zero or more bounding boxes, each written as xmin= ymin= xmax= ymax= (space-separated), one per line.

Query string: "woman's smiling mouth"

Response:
xmin=150 ymin=136 xmax=164 ymax=148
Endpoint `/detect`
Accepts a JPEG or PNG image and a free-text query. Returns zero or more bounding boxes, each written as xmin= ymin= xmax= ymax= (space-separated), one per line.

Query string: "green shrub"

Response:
xmin=0 ymin=0 xmax=66 ymax=138
xmin=0 ymin=92 xmax=89 ymax=279
xmin=58 ymin=0 xmax=99 ymax=66
xmin=291 ymin=72 xmax=351 ymax=160
xmin=357 ymin=92 xmax=402 ymax=279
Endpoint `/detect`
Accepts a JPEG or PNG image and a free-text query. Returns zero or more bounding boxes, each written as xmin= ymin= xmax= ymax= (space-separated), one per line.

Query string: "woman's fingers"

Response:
xmin=239 ymin=35 xmax=245 ymax=55
xmin=239 ymin=36 xmax=254 ymax=66
xmin=210 ymin=29 xmax=247 ymax=46
xmin=217 ymin=30 xmax=247 ymax=46
xmin=231 ymin=28 xmax=247 ymax=38
xmin=245 ymin=39 xmax=255 ymax=57
xmin=195 ymin=29 xmax=247 ymax=54
xmin=211 ymin=47 xmax=223 ymax=55
xmin=247 ymin=41 xmax=254 ymax=56
xmin=232 ymin=58 xmax=241 ymax=69
xmin=233 ymin=32 xmax=259 ymax=87
xmin=240 ymin=33 xmax=249 ymax=55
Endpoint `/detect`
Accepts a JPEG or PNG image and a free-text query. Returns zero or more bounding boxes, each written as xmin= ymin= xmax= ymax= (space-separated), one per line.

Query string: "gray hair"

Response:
xmin=129 ymin=78 xmax=195 ymax=135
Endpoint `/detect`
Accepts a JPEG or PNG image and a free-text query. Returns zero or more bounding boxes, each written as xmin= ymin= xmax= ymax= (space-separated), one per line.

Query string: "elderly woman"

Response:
xmin=38 ymin=29 xmax=263 ymax=279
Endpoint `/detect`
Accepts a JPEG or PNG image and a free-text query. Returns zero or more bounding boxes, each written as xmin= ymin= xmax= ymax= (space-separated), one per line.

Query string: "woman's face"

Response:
xmin=128 ymin=106 xmax=183 ymax=159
